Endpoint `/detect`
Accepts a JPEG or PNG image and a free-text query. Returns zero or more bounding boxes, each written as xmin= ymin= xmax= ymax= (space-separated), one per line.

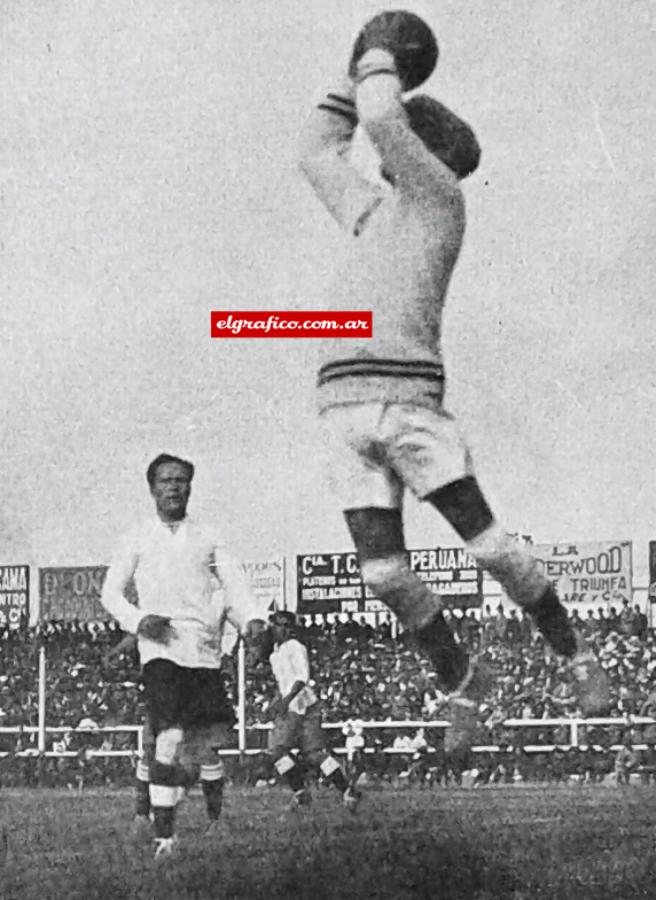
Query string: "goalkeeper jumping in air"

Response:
xmin=298 ymin=10 xmax=609 ymax=750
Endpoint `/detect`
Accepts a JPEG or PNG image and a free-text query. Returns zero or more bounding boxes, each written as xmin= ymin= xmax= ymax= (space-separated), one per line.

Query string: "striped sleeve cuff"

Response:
xmin=317 ymin=92 xmax=358 ymax=126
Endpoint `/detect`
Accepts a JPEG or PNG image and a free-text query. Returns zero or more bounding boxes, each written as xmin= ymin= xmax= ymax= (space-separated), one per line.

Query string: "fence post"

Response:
xmin=570 ymin=720 xmax=579 ymax=747
xmin=38 ymin=645 xmax=46 ymax=754
xmin=237 ymin=639 xmax=246 ymax=762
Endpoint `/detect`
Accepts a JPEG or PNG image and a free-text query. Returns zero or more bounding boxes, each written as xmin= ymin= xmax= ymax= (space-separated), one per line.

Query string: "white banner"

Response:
xmin=222 ymin=558 xmax=285 ymax=655
xmin=531 ymin=540 xmax=632 ymax=606
xmin=242 ymin=558 xmax=285 ymax=614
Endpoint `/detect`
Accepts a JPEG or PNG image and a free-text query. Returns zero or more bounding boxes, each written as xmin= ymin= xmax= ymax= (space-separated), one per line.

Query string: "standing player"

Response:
xmin=105 ymin=632 xmax=227 ymax=833
xmin=265 ymin=611 xmax=358 ymax=810
xmin=298 ymin=14 xmax=608 ymax=749
xmin=100 ymin=453 xmax=264 ymax=858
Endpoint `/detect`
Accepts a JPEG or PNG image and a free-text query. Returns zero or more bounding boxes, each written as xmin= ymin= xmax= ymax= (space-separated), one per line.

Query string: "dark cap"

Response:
xmin=269 ymin=610 xmax=297 ymax=628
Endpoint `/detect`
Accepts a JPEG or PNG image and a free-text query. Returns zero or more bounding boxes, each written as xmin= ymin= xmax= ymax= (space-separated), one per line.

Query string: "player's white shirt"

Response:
xmin=269 ymin=637 xmax=317 ymax=716
xmin=100 ymin=516 xmax=260 ymax=669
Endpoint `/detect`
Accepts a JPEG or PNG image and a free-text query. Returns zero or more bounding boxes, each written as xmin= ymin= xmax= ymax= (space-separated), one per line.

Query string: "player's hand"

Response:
xmin=137 ymin=614 xmax=176 ymax=645
xmin=201 ymin=625 xmax=223 ymax=654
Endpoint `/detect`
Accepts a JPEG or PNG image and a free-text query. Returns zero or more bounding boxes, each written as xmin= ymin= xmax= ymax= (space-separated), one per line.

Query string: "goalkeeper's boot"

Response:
xmin=444 ymin=656 xmax=491 ymax=754
xmin=342 ymin=786 xmax=361 ymax=813
xmin=568 ymin=633 xmax=610 ymax=715
xmin=288 ymin=788 xmax=311 ymax=811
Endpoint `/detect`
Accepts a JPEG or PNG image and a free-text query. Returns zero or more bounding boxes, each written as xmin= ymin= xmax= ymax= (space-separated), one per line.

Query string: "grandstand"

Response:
xmin=2 ymin=605 xmax=656 ymax=788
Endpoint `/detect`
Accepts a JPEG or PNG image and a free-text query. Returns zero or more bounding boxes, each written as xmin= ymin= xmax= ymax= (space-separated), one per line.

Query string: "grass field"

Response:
xmin=2 ymin=783 xmax=655 ymax=899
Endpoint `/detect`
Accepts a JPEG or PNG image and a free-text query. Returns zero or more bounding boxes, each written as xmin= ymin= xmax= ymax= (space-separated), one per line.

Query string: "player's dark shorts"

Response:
xmin=142 ymin=659 xmax=235 ymax=735
xmin=269 ymin=704 xmax=325 ymax=757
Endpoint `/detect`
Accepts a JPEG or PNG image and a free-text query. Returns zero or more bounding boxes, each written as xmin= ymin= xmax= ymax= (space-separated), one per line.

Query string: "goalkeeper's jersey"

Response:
xmin=299 ymin=72 xmax=465 ymax=412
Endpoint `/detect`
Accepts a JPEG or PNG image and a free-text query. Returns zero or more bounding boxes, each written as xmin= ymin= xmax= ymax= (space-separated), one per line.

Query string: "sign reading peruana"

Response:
xmin=296 ymin=548 xmax=482 ymax=615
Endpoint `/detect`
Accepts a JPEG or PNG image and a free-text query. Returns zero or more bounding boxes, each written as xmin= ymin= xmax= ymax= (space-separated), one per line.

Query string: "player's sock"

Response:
xmin=320 ymin=755 xmax=348 ymax=793
xmin=344 ymin=508 xmax=438 ymax=628
xmin=425 ymin=475 xmax=494 ymax=542
xmin=426 ymin=478 xmax=577 ymax=657
xmin=344 ymin=507 xmax=468 ymax=691
xmin=149 ymin=762 xmax=178 ymax=839
xmin=135 ymin=760 xmax=151 ymax=818
xmin=200 ymin=763 xmax=225 ymax=821
xmin=274 ymin=755 xmax=305 ymax=793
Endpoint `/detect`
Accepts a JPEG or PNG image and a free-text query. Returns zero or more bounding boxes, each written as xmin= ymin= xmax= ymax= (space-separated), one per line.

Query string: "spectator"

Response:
xmin=569 ymin=608 xmax=583 ymax=632
xmin=358 ymin=616 xmax=375 ymax=643
xmin=615 ymin=735 xmax=639 ymax=785
xmin=582 ymin=610 xmax=597 ymax=639
xmin=376 ymin=613 xmax=393 ymax=642
xmin=619 ymin=599 xmax=635 ymax=637
xmin=493 ymin=605 xmax=507 ymax=641
xmin=631 ymin=604 xmax=648 ymax=640
xmin=506 ymin=610 xmax=521 ymax=645
xmin=461 ymin=610 xmax=481 ymax=648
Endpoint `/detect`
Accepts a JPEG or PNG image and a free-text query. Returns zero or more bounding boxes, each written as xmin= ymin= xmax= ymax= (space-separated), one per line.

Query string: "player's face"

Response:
xmin=150 ymin=461 xmax=191 ymax=521
xmin=271 ymin=622 xmax=288 ymax=645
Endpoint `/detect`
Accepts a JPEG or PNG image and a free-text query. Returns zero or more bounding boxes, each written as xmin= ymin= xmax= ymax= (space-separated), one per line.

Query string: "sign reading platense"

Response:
xmin=296 ymin=548 xmax=482 ymax=614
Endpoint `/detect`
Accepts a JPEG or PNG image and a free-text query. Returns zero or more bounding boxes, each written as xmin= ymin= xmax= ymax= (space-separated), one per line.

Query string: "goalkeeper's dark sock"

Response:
xmin=135 ymin=760 xmax=151 ymax=817
xmin=413 ymin=612 xmax=470 ymax=692
xmin=529 ymin=585 xmax=577 ymax=657
xmin=150 ymin=762 xmax=178 ymax=839
xmin=320 ymin=755 xmax=348 ymax=793
xmin=275 ymin=755 xmax=305 ymax=793
xmin=200 ymin=763 xmax=225 ymax=820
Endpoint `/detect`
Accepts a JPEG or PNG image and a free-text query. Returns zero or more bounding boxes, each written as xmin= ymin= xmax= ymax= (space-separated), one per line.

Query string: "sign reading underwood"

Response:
xmin=296 ymin=548 xmax=482 ymax=615
xmin=0 ymin=565 xmax=30 ymax=630
xmin=530 ymin=540 xmax=632 ymax=606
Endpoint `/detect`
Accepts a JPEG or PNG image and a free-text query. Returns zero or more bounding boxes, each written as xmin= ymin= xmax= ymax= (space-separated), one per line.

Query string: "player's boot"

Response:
xmin=568 ymin=634 xmax=610 ymax=715
xmin=342 ymin=786 xmax=361 ymax=813
xmin=444 ymin=657 xmax=490 ymax=754
xmin=153 ymin=835 xmax=180 ymax=861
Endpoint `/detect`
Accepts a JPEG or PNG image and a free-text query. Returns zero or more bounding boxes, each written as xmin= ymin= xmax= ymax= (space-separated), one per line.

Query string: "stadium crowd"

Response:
xmin=1 ymin=599 xmax=655 ymax=786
